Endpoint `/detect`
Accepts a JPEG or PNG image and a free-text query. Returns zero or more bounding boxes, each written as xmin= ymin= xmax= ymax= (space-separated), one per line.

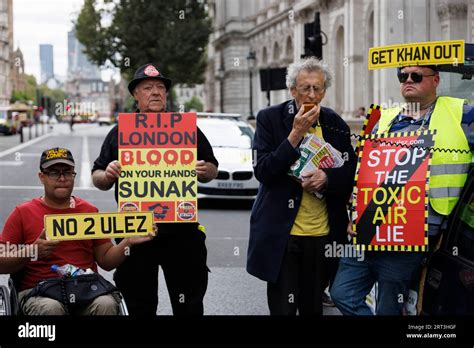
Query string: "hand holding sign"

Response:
xmin=347 ymin=221 xmax=357 ymax=237
xmin=126 ymin=223 xmax=157 ymax=246
xmin=196 ymin=160 xmax=217 ymax=183
xmin=105 ymin=160 xmax=121 ymax=184
xmin=127 ymin=233 xmax=156 ymax=246
xmin=34 ymin=228 xmax=61 ymax=259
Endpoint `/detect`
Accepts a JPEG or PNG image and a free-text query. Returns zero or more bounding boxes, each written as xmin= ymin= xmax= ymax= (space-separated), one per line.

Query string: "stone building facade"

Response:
xmin=10 ymin=47 xmax=26 ymax=93
xmin=66 ymin=29 xmax=112 ymax=118
xmin=0 ymin=0 xmax=12 ymax=106
xmin=206 ymin=0 xmax=473 ymax=118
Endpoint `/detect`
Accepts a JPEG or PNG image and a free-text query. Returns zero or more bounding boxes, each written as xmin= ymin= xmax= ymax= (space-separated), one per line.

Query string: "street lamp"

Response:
xmin=217 ymin=64 xmax=225 ymax=113
xmin=246 ymin=51 xmax=256 ymax=120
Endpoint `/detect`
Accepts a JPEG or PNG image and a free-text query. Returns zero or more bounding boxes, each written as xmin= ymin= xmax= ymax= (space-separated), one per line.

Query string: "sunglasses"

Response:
xmin=397 ymin=71 xmax=436 ymax=83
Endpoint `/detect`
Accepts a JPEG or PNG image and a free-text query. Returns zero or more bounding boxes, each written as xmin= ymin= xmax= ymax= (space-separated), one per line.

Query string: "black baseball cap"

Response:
xmin=40 ymin=147 xmax=75 ymax=170
xmin=127 ymin=63 xmax=172 ymax=95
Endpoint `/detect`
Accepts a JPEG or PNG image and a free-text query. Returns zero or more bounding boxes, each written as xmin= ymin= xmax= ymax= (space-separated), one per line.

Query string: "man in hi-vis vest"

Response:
xmin=331 ymin=64 xmax=473 ymax=315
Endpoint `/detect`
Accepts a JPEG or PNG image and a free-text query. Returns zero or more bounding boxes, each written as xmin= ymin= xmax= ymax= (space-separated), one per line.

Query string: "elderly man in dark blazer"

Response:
xmin=247 ymin=57 xmax=357 ymax=315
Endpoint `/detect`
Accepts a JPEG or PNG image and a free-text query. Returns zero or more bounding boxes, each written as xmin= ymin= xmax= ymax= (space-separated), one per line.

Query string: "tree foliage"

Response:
xmin=10 ymin=74 xmax=37 ymax=103
xmin=184 ymin=95 xmax=204 ymax=112
xmin=75 ymin=0 xmax=212 ymax=84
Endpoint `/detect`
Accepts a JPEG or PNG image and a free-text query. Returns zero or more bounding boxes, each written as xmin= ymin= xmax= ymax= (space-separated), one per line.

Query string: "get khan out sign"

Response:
xmin=118 ymin=112 xmax=198 ymax=223
xmin=353 ymin=131 xmax=435 ymax=251
xmin=368 ymin=40 xmax=464 ymax=69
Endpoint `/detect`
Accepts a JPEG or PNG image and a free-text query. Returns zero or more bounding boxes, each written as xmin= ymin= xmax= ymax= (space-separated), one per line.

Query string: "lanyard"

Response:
xmin=387 ymin=101 xmax=436 ymax=132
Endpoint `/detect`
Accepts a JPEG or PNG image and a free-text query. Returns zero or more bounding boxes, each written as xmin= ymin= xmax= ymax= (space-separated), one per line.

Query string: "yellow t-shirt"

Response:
xmin=290 ymin=124 xmax=330 ymax=237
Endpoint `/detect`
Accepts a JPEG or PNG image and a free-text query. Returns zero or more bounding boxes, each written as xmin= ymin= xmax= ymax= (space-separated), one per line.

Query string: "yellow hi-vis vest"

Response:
xmin=377 ymin=96 xmax=471 ymax=216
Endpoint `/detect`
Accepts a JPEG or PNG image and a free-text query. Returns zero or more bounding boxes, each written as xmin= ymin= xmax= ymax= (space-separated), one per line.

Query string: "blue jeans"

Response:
xmin=330 ymin=252 xmax=425 ymax=315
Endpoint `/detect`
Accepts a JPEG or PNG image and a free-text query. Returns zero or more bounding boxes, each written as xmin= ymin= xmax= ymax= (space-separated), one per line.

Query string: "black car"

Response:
xmin=422 ymin=165 xmax=474 ymax=314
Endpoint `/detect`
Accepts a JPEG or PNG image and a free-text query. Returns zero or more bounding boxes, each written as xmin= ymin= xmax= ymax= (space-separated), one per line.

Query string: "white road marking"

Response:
xmin=0 ymin=161 xmax=24 ymax=166
xmin=80 ymin=136 xmax=91 ymax=188
xmin=15 ymin=152 xmax=41 ymax=157
xmin=0 ymin=133 xmax=51 ymax=159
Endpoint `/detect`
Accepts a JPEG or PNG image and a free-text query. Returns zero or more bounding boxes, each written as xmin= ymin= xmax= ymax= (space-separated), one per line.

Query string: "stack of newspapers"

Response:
xmin=289 ymin=133 xmax=344 ymax=181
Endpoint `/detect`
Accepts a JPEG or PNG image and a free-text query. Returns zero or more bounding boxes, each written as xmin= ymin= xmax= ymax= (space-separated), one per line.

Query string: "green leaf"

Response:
xmin=75 ymin=0 xmax=212 ymax=85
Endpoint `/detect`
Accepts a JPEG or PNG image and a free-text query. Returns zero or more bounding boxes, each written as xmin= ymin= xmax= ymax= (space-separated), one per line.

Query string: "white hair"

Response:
xmin=285 ymin=57 xmax=333 ymax=90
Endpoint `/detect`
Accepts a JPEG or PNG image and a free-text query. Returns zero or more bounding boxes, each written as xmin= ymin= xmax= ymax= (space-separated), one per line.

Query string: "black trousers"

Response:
xmin=267 ymin=235 xmax=328 ymax=315
xmin=114 ymin=229 xmax=208 ymax=315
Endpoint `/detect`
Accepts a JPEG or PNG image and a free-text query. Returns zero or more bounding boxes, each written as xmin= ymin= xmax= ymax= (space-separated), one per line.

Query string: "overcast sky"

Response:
xmin=13 ymin=0 xmax=85 ymax=82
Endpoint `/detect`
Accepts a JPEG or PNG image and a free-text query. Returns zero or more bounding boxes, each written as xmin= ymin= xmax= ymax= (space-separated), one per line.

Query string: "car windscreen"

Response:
xmin=198 ymin=119 xmax=253 ymax=149
xmin=438 ymin=72 xmax=474 ymax=102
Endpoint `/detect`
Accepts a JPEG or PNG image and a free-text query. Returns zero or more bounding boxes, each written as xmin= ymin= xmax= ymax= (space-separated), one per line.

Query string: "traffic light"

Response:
xmin=303 ymin=12 xmax=324 ymax=59
xmin=39 ymin=96 xmax=51 ymax=114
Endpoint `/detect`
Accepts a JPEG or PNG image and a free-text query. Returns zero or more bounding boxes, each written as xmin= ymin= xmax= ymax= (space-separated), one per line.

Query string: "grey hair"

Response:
xmin=286 ymin=57 xmax=333 ymax=90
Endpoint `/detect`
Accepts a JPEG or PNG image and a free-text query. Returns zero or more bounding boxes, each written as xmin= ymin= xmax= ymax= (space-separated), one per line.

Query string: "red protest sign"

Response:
xmin=355 ymin=104 xmax=381 ymax=157
xmin=352 ymin=130 xmax=435 ymax=251
xmin=119 ymin=113 xmax=196 ymax=149
xmin=118 ymin=112 xmax=198 ymax=223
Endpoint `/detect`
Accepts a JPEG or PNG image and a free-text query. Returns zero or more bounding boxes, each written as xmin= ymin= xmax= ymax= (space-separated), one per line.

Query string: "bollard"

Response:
xmin=29 ymin=124 xmax=32 ymax=140
xmin=19 ymin=125 xmax=23 ymax=143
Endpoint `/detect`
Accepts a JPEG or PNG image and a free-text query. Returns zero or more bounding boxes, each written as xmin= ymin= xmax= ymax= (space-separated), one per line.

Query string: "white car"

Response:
xmin=98 ymin=115 xmax=113 ymax=126
xmin=197 ymin=113 xmax=258 ymax=200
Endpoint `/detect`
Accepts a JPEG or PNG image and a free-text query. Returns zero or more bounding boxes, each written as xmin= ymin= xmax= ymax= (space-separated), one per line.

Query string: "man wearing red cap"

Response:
xmin=92 ymin=63 xmax=218 ymax=315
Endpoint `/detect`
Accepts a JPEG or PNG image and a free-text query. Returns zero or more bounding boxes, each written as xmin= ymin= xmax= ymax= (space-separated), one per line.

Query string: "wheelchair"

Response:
xmin=0 ymin=273 xmax=129 ymax=315
xmin=0 ymin=277 xmax=19 ymax=315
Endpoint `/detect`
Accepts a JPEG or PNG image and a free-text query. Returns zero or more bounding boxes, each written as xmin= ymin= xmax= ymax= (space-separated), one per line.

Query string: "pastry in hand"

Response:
xmin=303 ymin=103 xmax=315 ymax=113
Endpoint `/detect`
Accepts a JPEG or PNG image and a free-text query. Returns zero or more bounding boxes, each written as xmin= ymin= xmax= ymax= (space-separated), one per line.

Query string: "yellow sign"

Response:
xmin=368 ymin=40 xmax=464 ymax=70
xmin=44 ymin=212 xmax=154 ymax=240
xmin=118 ymin=112 xmax=198 ymax=223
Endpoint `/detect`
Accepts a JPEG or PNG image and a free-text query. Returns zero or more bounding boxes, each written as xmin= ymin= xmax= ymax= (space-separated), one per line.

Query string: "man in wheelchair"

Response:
xmin=0 ymin=147 xmax=154 ymax=315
